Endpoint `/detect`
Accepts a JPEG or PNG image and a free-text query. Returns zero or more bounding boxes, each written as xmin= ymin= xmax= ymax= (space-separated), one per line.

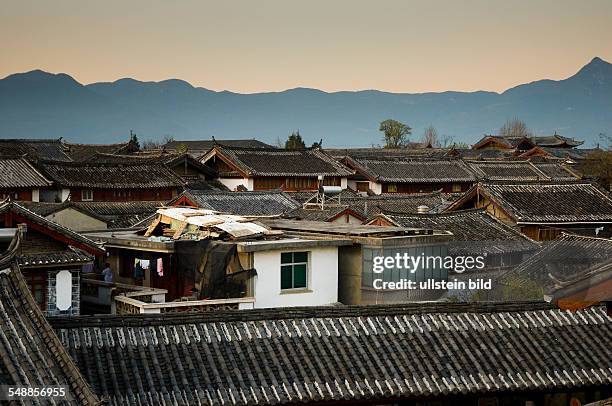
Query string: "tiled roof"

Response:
xmin=0 ymin=138 xmax=72 ymax=161
xmin=0 ymin=157 xmax=52 ymax=188
xmin=349 ymin=158 xmax=476 ymax=183
xmin=37 ymin=161 xmax=185 ymax=189
xmin=468 ymin=161 xmax=549 ymax=181
xmin=74 ymin=200 xmax=165 ymax=216
xmin=0 ymin=200 xmax=104 ymax=253
xmin=532 ymin=162 xmax=581 ymax=181
xmin=479 ymin=182 xmax=612 ymax=223
xmin=74 ymin=200 xmax=166 ymax=228
xmin=17 ymin=247 xmax=93 ymax=267
xmin=183 ymin=178 xmax=229 ymax=191
xmin=174 ymin=190 xmax=300 ymax=216
xmin=474 ymin=135 xmax=584 ymax=150
xmin=285 ymin=188 xmax=361 ymax=203
xmin=350 ymin=193 xmax=454 ymax=216
xmin=50 ymin=302 xmax=612 ymax=405
xmin=541 ymin=147 xmax=602 ymax=161
xmin=208 ymin=146 xmax=354 ymax=177
xmin=19 ymin=200 xmax=167 ymax=229
xmin=376 ymin=209 xmax=538 ymax=255
xmin=327 ymin=147 xmax=452 ymax=160
xmin=288 ymin=190 xmax=452 ymax=217
xmin=285 ymin=206 xmax=365 ymax=222
xmin=451 ymin=148 xmax=516 ymax=160
xmin=500 ymin=233 xmax=612 ymax=292
xmin=0 ymin=232 xmax=100 ymax=404
xmin=164 ymin=139 xmax=275 ymax=156
xmin=530 ymin=134 xmax=584 ymax=147
xmin=63 ymin=140 xmax=138 ymax=161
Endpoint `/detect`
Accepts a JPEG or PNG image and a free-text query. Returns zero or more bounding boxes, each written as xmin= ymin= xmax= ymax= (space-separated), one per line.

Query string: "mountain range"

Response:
xmin=0 ymin=57 xmax=610 ymax=147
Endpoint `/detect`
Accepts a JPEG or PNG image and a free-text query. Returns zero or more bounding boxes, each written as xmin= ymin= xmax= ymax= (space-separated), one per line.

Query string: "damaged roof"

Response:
xmin=152 ymin=207 xmax=277 ymax=239
xmin=49 ymin=301 xmax=612 ymax=405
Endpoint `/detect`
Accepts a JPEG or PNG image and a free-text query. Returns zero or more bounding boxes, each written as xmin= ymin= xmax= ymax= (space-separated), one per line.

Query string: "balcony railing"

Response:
xmin=82 ymin=275 xmax=255 ymax=314
xmin=114 ymin=295 xmax=255 ymax=314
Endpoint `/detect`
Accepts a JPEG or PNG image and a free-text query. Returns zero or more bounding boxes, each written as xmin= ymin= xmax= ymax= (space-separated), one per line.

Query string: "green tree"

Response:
xmin=285 ymin=131 xmax=306 ymax=150
xmin=129 ymin=130 xmax=141 ymax=150
xmin=379 ymin=119 xmax=411 ymax=148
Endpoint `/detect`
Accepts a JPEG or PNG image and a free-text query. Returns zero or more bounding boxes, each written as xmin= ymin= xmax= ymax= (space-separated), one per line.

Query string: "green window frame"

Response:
xmin=280 ymin=252 xmax=308 ymax=290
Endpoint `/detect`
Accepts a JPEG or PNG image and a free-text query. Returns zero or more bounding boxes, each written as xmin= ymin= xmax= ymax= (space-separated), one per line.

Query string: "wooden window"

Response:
xmin=322 ymin=177 xmax=341 ymax=186
xmin=387 ymin=183 xmax=398 ymax=193
xmin=284 ymin=177 xmax=316 ymax=191
xmin=23 ymin=271 xmax=47 ymax=310
xmin=452 ymin=183 xmax=462 ymax=192
xmin=81 ymin=190 xmax=94 ymax=201
xmin=280 ymin=252 xmax=308 ymax=290
xmin=254 ymin=177 xmax=284 ymax=190
xmin=356 ymin=182 xmax=369 ymax=192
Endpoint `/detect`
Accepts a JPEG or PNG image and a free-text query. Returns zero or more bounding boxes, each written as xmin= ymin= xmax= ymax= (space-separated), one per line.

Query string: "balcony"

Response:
xmin=81 ymin=276 xmax=255 ymax=315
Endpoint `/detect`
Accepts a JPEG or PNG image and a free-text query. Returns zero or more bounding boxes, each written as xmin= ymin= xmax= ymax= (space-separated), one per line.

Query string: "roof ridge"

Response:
xmin=0 ymin=201 xmax=104 ymax=253
xmin=49 ymin=301 xmax=556 ymax=328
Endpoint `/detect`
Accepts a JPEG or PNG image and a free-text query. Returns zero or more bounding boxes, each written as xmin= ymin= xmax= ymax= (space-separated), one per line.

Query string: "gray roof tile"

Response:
xmin=210 ymin=146 xmax=354 ymax=177
xmin=0 ymin=158 xmax=52 ymax=188
xmin=38 ymin=161 xmax=185 ymax=189
xmin=176 ymin=190 xmax=300 ymax=216
xmin=481 ymin=182 xmax=612 ymax=223
xmin=50 ymin=302 xmax=612 ymax=405
xmin=350 ymin=158 xmax=476 ymax=183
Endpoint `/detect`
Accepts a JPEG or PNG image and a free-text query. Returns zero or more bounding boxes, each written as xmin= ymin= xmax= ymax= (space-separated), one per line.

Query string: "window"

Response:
xmin=387 ymin=183 xmax=398 ymax=193
xmin=22 ymin=271 xmax=47 ymax=310
xmin=356 ymin=182 xmax=369 ymax=192
xmin=280 ymin=252 xmax=308 ymax=290
xmin=322 ymin=177 xmax=341 ymax=186
xmin=254 ymin=177 xmax=284 ymax=190
xmin=452 ymin=183 xmax=462 ymax=192
xmin=81 ymin=189 xmax=93 ymax=201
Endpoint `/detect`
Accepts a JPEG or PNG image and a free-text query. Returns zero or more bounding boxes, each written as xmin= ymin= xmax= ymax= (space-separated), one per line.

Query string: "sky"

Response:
xmin=1 ymin=0 xmax=612 ymax=93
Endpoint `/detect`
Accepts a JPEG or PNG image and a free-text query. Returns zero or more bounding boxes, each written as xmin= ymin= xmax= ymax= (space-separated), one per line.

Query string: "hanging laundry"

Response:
xmin=134 ymin=259 xmax=144 ymax=279
xmin=140 ymin=259 xmax=151 ymax=270
xmin=157 ymin=258 xmax=164 ymax=277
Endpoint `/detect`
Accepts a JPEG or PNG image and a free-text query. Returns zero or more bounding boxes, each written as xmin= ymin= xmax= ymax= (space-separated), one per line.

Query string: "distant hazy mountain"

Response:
xmin=1 ymin=57 xmax=610 ymax=147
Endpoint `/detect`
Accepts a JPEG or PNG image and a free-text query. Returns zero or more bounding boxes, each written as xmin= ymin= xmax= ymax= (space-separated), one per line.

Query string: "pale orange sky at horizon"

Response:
xmin=1 ymin=0 xmax=611 ymax=94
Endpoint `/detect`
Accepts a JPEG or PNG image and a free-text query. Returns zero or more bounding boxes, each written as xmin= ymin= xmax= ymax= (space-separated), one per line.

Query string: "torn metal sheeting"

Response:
xmin=154 ymin=207 xmax=279 ymax=239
